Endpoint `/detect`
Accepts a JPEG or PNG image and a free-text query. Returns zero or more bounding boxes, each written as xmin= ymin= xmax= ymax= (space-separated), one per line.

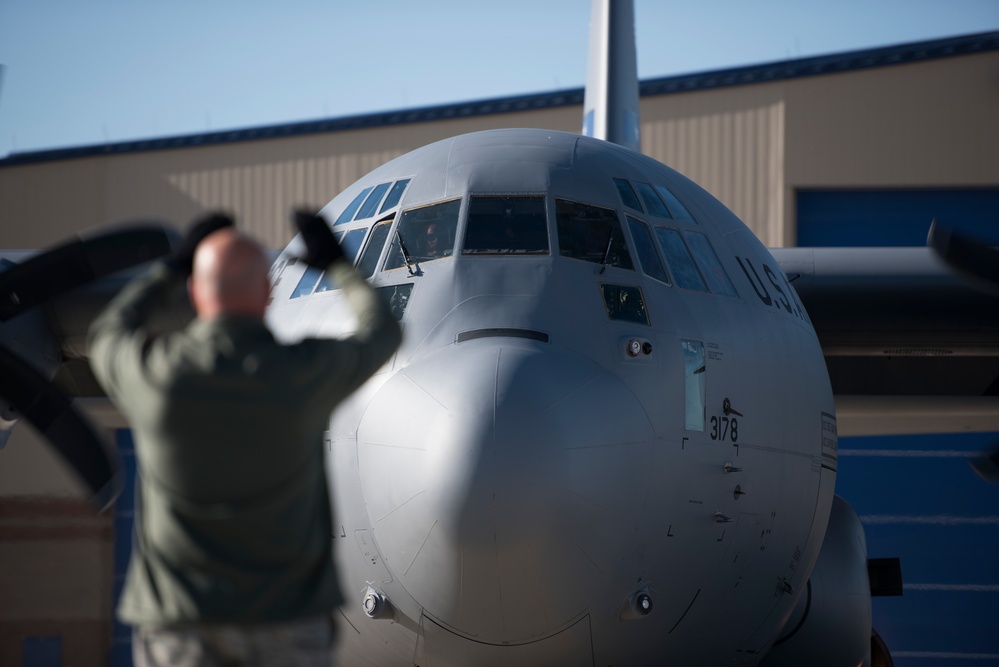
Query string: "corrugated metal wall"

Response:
xmin=1 ymin=51 xmax=997 ymax=251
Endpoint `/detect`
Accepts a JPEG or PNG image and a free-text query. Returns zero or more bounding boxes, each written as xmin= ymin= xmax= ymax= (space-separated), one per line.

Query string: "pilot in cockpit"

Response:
xmin=422 ymin=222 xmax=444 ymax=258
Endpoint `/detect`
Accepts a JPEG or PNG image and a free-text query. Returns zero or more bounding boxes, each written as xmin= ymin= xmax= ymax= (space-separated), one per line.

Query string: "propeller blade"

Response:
xmin=970 ymin=447 xmax=999 ymax=484
xmin=927 ymin=219 xmax=999 ymax=296
xmin=0 ymin=341 xmax=121 ymax=512
xmin=0 ymin=223 xmax=177 ymax=322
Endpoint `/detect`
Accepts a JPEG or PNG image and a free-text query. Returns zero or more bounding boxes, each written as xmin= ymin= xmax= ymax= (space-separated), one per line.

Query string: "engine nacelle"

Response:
xmin=758 ymin=495 xmax=873 ymax=667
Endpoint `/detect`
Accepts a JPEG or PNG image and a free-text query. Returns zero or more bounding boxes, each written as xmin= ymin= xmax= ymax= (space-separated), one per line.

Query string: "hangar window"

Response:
xmin=384 ymin=199 xmax=461 ymax=270
xmin=683 ymin=232 xmax=738 ymax=297
xmin=655 ymin=228 xmax=708 ymax=292
xmin=380 ymin=179 xmax=411 ymax=214
xmin=613 ymin=178 xmax=644 ymax=212
xmin=354 ymin=182 xmax=392 ymax=221
xmin=335 ymin=186 xmax=374 ymax=225
xmin=653 ymin=185 xmax=695 ymax=222
xmin=634 ymin=182 xmax=672 ymax=219
xmin=463 ymin=196 xmax=549 ymax=255
xmin=315 ymin=228 xmax=369 ymax=292
xmin=555 ymin=199 xmax=633 ymax=270
xmin=627 ymin=216 xmax=670 ymax=284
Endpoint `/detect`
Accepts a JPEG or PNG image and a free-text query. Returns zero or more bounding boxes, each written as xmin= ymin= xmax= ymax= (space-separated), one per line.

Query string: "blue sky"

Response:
xmin=0 ymin=0 xmax=996 ymax=157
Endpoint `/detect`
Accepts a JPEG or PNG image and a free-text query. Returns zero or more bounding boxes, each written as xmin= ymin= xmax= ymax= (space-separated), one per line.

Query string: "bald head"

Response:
xmin=189 ymin=229 xmax=271 ymax=320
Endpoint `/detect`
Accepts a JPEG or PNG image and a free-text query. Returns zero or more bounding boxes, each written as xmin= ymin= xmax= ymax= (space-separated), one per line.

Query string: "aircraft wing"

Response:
xmin=773 ymin=232 xmax=999 ymax=436
xmin=0 ymin=224 xmax=183 ymax=510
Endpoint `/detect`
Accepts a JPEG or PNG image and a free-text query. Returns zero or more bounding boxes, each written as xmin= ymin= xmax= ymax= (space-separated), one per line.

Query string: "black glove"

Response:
xmin=168 ymin=212 xmax=235 ymax=274
xmin=295 ymin=211 xmax=344 ymax=268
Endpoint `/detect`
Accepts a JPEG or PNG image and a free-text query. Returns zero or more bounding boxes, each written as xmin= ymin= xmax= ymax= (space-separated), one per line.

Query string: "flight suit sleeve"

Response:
xmin=87 ymin=261 xmax=186 ymax=401
xmin=310 ymin=258 xmax=402 ymax=395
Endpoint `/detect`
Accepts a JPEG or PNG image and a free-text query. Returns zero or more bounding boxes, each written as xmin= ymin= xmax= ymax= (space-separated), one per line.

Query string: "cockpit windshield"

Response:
xmin=463 ymin=196 xmax=549 ymax=255
xmin=555 ymin=199 xmax=633 ymax=270
xmin=384 ymin=199 xmax=461 ymax=269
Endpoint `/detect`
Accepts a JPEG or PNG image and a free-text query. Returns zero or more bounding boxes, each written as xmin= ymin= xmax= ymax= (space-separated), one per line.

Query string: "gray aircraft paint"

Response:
xmin=266 ymin=128 xmax=839 ymax=665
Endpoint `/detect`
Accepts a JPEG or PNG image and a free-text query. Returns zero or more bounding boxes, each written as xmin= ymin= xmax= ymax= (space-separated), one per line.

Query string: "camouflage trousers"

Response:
xmin=132 ymin=614 xmax=337 ymax=667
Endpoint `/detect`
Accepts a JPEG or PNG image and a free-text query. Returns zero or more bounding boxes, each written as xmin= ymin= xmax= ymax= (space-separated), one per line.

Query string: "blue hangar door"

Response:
xmin=796 ymin=187 xmax=999 ymax=666
xmin=797 ymin=188 xmax=999 ymax=247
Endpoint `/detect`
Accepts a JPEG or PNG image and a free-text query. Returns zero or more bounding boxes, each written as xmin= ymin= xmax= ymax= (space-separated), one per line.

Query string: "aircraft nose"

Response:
xmin=357 ymin=338 xmax=655 ymax=644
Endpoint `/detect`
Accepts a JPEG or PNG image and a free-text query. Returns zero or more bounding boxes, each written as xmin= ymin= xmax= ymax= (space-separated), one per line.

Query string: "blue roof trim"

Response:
xmin=2 ymin=30 xmax=996 ymax=168
xmin=640 ymin=30 xmax=999 ymax=96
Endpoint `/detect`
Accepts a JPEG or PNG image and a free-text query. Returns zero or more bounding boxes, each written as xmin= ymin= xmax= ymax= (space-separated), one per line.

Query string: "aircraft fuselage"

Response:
xmin=267 ymin=129 xmax=837 ymax=666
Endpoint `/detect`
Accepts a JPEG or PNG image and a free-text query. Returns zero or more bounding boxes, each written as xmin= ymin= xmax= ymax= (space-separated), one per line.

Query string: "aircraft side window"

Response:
xmin=377 ymin=284 xmax=415 ymax=321
xmin=599 ymin=283 xmax=649 ymax=325
xmin=634 ymin=182 xmax=672 ymax=218
xmin=613 ymin=178 xmax=644 ymax=212
xmin=384 ymin=199 xmax=461 ymax=270
xmin=653 ymin=184 xmax=696 ymax=222
xmin=335 ymin=186 xmax=374 ymax=225
xmin=379 ymin=179 xmax=411 ymax=214
xmin=464 ymin=196 xmax=549 ymax=255
xmin=683 ymin=232 xmax=738 ymax=297
xmin=290 ymin=266 xmax=322 ymax=300
xmin=555 ymin=199 xmax=634 ymax=270
xmin=354 ymin=182 xmax=392 ymax=221
xmin=682 ymin=340 xmax=706 ymax=431
xmin=358 ymin=220 xmax=394 ymax=278
xmin=655 ymin=227 xmax=708 ymax=292
xmin=315 ymin=228 xmax=369 ymax=292
xmin=626 ymin=216 xmax=670 ymax=285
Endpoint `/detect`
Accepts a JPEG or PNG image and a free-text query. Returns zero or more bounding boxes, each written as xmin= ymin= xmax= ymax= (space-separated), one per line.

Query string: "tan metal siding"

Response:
xmin=2 ymin=50 xmax=997 ymax=252
xmin=641 ymin=85 xmax=786 ymax=246
xmin=1 ymin=107 xmax=580 ymax=250
xmin=783 ymin=52 xmax=999 ymax=243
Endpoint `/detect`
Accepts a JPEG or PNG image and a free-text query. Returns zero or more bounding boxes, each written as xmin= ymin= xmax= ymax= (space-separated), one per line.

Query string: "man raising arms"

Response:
xmin=89 ymin=212 xmax=401 ymax=666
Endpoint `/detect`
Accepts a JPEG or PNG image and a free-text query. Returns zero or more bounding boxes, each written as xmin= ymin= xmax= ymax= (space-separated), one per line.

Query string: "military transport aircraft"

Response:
xmin=1 ymin=1 xmax=997 ymax=665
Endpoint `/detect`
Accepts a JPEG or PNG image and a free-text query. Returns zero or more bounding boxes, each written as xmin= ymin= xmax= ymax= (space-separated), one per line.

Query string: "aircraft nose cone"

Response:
xmin=357 ymin=339 xmax=654 ymax=643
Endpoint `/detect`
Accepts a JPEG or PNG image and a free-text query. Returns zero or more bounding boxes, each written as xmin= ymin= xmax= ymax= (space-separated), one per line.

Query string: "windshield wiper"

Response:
xmin=396 ymin=230 xmax=421 ymax=276
xmin=599 ymin=231 xmax=614 ymax=275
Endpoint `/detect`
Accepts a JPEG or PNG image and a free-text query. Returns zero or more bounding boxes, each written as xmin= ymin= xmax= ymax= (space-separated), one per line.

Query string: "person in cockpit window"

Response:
xmin=422 ymin=221 xmax=443 ymax=258
xmin=88 ymin=211 xmax=402 ymax=667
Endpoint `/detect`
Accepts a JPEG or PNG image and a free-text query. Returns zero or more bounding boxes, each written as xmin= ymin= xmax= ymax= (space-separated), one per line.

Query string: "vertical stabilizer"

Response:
xmin=582 ymin=0 xmax=640 ymax=151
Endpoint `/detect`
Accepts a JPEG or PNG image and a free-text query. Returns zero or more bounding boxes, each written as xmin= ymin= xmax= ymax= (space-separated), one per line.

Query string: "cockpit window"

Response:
xmin=380 ymin=179 xmax=411 ymax=214
xmin=555 ymin=199 xmax=634 ymax=270
xmin=354 ymin=182 xmax=391 ymax=221
xmin=653 ymin=185 xmax=695 ymax=222
xmin=613 ymin=178 xmax=644 ymax=212
xmin=627 ymin=216 xmax=670 ymax=285
xmin=463 ymin=196 xmax=549 ymax=255
xmin=315 ymin=228 xmax=368 ymax=293
xmin=290 ymin=266 xmax=322 ymax=299
xmin=655 ymin=227 xmax=708 ymax=292
xmin=358 ymin=219 xmax=394 ymax=278
xmin=683 ymin=232 xmax=738 ymax=297
xmin=634 ymin=182 xmax=672 ymax=219
xmin=384 ymin=199 xmax=461 ymax=270
xmin=335 ymin=186 xmax=373 ymax=225
xmin=600 ymin=283 xmax=649 ymax=325
xmin=378 ymin=284 xmax=414 ymax=320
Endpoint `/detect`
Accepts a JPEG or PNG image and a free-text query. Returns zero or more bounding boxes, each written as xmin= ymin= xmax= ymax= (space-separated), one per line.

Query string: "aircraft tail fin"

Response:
xmin=581 ymin=0 xmax=640 ymax=151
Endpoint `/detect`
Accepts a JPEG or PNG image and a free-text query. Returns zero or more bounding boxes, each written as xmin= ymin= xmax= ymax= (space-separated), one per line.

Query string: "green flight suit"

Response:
xmin=88 ymin=258 xmax=402 ymax=626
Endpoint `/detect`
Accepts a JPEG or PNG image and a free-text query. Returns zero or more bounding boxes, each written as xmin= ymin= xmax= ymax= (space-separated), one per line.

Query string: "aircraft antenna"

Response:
xmin=581 ymin=0 xmax=640 ymax=151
